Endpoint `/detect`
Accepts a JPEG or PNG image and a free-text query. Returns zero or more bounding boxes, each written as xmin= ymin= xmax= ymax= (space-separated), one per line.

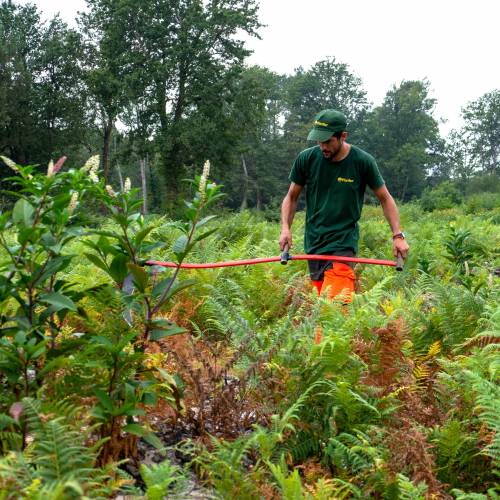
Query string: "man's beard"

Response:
xmin=322 ymin=143 xmax=342 ymax=160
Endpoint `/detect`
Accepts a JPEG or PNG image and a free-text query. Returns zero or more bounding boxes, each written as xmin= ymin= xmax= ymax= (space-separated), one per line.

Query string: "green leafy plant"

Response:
xmin=139 ymin=458 xmax=187 ymax=500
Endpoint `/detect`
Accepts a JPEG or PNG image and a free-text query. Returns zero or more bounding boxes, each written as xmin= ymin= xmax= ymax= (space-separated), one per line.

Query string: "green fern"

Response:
xmin=0 ymin=398 xmax=124 ymax=497
xmin=140 ymin=459 xmax=187 ymax=500
xmin=323 ymin=429 xmax=381 ymax=475
xmin=267 ymin=457 xmax=305 ymax=500
xmin=411 ymin=274 xmax=486 ymax=351
xmin=395 ymin=473 xmax=428 ymax=499
xmin=0 ymin=413 xmax=22 ymax=453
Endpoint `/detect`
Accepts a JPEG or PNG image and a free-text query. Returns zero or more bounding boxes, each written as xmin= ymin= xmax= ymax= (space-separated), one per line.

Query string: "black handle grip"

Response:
xmin=280 ymin=244 xmax=290 ymax=265
xmin=396 ymin=251 xmax=404 ymax=271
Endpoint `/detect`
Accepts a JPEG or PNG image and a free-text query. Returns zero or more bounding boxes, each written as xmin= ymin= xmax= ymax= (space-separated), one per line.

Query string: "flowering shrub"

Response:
xmin=0 ymin=155 xmax=221 ymax=465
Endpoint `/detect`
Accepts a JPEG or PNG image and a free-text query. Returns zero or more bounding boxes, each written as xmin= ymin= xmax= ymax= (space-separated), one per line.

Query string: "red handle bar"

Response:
xmin=145 ymin=254 xmax=398 ymax=269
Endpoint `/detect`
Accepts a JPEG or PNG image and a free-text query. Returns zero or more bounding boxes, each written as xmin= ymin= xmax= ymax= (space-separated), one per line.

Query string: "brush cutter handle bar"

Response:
xmin=280 ymin=244 xmax=290 ymax=265
xmin=145 ymin=254 xmax=397 ymax=269
xmin=396 ymin=251 xmax=404 ymax=271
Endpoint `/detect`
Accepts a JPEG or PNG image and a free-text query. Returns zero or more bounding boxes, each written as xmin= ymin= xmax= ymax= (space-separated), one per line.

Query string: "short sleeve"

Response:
xmin=364 ymin=155 xmax=384 ymax=190
xmin=289 ymin=151 xmax=307 ymax=186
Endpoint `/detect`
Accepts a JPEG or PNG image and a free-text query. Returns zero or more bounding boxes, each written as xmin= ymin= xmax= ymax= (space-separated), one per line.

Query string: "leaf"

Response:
xmin=94 ymin=389 xmax=114 ymax=413
xmin=194 ymin=227 xmax=217 ymax=243
xmin=143 ymin=391 xmax=157 ymax=406
xmin=109 ymin=254 xmax=129 ymax=284
xmin=152 ymin=276 xmax=174 ymax=298
xmin=127 ymin=263 xmax=148 ymax=292
xmin=172 ymin=234 xmax=188 ymax=256
xmin=32 ymin=255 xmax=73 ymax=285
xmin=40 ymin=292 xmax=77 ymax=312
xmin=150 ymin=325 xmax=186 ymax=341
xmin=143 ymin=432 xmax=166 ymax=453
xmin=134 ymin=226 xmax=154 ymax=246
xmin=84 ymin=253 xmax=109 ymax=273
xmin=123 ymin=423 xmax=148 ymax=437
xmin=12 ymin=198 xmax=35 ymax=227
xmin=161 ymin=279 xmax=196 ymax=302
xmin=195 ymin=215 xmax=217 ymax=230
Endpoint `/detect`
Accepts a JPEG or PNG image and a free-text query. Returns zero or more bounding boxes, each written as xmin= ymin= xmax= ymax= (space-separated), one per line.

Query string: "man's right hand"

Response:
xmin=279 ymin=229 xmax=292 ymax=251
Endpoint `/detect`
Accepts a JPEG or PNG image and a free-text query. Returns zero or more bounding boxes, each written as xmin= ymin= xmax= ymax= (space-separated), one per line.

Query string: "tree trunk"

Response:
xmin=147 ymin=153 xmax=159 ymax=212
xmin=160 ymin=64 xmax=187 ymax=205
xmin=255 ymin=182 xmax=262 ymax=211
xmin=102 ymin=116 xmax=114 ymax=181
xmin=240 ymin=154 xmax=248 ymax=211
xmin=116 ymin=162 xmax=124 ymax=191
xmin=140 ymin=157 xmax=148 ymax=215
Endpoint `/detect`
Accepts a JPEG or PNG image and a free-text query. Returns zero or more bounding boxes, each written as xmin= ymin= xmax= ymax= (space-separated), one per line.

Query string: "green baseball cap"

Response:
xmin=307 ymin=109 xmax=347 ymax=142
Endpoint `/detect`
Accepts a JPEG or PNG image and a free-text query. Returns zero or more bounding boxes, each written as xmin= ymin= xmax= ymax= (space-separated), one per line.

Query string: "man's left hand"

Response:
xmin=393 ymin=237 xmax=409 ymax=259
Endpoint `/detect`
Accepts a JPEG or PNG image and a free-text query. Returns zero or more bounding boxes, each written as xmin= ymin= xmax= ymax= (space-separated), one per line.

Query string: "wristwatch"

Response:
xmin=392 ymin=232 xmax=406 ymax=240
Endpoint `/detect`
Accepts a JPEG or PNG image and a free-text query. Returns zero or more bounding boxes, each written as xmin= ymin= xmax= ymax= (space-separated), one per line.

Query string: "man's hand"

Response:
xmin=393 ymin=237 xmax=409 ymax=258
xmin=279 ymin=229 xmax=292 ymax=251
xmin=280 ymin=183 xmax=302 ymax=252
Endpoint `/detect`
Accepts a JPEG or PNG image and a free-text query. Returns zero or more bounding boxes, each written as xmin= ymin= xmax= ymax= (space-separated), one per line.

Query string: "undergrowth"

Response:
xmin=1 ymin=155 xmax=499 ymax=497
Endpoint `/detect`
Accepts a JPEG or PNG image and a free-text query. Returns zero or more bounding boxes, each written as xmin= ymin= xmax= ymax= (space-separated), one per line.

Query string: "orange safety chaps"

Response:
xmin=312 ymin=262 xmax=355 ymax=343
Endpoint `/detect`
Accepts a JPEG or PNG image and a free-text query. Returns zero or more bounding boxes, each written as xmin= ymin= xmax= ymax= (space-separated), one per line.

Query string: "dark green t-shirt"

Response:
xmin=289 ymin=145 xmax=384 ymax=254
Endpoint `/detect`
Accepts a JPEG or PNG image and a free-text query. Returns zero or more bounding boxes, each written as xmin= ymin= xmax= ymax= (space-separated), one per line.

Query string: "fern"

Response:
xmin=267 ymin=458 xmax=305 ymax=500
xmin=469 ymin=373 xmax=500 ymax=468
xmin=430 ymin=419 xmax=478 ymax=486
xmin=0 ymin=398 xmax=124 ymax=497
xmin=0 ymin=413 xmax=22 ymax=453
xmin=412 ymin=274 xmax=486 ymax=351
xmin=323 ymin=429 xmax=380 ymax=475
xmin=396 ymin=473 xmax=428 ymax=499
xmin=139 ymin=459 xmax=187 ymax=500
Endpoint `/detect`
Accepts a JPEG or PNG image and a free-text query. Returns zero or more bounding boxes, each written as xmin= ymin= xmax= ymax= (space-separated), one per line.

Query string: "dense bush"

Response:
xmin=420 ymin=181 xmax=464 ymax=211
xmin=464 ymin=192 xmax=500 ymax=213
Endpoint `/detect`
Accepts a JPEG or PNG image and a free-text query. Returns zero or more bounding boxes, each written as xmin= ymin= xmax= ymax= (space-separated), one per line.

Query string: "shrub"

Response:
xmin=464 ymin=192 xmax=500 ymax=213
xmin=420 ymin=181 xmax=463 ymax=212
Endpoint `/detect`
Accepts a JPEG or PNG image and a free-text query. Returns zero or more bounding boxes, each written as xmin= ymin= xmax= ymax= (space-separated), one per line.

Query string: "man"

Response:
xmin=279 ymin=109 xmax=409 ymax=300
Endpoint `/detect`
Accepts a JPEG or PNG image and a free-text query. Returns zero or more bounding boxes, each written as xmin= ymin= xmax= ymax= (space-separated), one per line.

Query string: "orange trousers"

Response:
xmin=311 ymin=262 xmax=355 ymax=343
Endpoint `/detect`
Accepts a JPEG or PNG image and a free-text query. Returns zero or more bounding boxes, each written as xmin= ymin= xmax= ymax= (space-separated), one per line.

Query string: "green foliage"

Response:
xmin=421 ymin=181 xmax=464 ymax=211
xmin=0 ymin=3 xmax=90 ymax=169
xmin=139 ymin=458 xmax=187 ymax=499
xmin=430 ymin=419 xmax=479 ymax=487
xmin=462 ymin=89 xmax=500 ymax=175
xmin=268 ymin=458 xmax=305 ymax=500
xmin=1 ymin=153 xmax=499 ymax=498
xmin=465 ymin=192 xmax=500 ymax=213
xmin=0 ymin=398 xmax=128 ymax=498
xmin=360 ymin=79 xmax=443 ymax=201
xmin=0 ymin=155 xmax=221 ymax=471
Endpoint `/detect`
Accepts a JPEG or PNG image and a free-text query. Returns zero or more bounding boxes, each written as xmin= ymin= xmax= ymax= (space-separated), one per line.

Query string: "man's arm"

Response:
xmin=373 ymin=184 xmax=410 ymax=258
xmin=279 ymin=182 xmax=303 ymax=250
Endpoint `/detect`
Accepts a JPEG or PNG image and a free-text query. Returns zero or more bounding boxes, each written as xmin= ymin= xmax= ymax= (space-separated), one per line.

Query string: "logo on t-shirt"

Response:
xmin=337 ymin=177 xmax=354 ymax=183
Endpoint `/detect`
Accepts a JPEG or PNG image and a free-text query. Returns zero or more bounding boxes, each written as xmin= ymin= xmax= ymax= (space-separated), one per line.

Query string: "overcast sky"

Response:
xmin=20 ymin=0 xmax=500 ymax=134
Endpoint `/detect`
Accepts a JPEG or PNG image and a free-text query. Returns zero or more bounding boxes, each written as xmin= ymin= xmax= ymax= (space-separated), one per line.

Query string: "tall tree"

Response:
xmin=0 ymin=2 xmax=42 ymax=164
xmin=361 ymin=80 xmax=442 ymax=201
xmin=34 ymin=16 xmax=89 ymax=160
xmin=80 ymin=0 xmax=136 ymax=180
xmin=284 ymin=57 xmax=369 ymax=142
xmin=220 ymin=66 xmax=289 ymax=209
xmin=118 ymin=0 xmax=261 ymax=206
xmin=438 ymin=129 xmax=475 ymax=194
xmin=462 ymin=90 xmax=500 ymax=175
xmin=0 ymin=2 xmax=89 ymax=169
